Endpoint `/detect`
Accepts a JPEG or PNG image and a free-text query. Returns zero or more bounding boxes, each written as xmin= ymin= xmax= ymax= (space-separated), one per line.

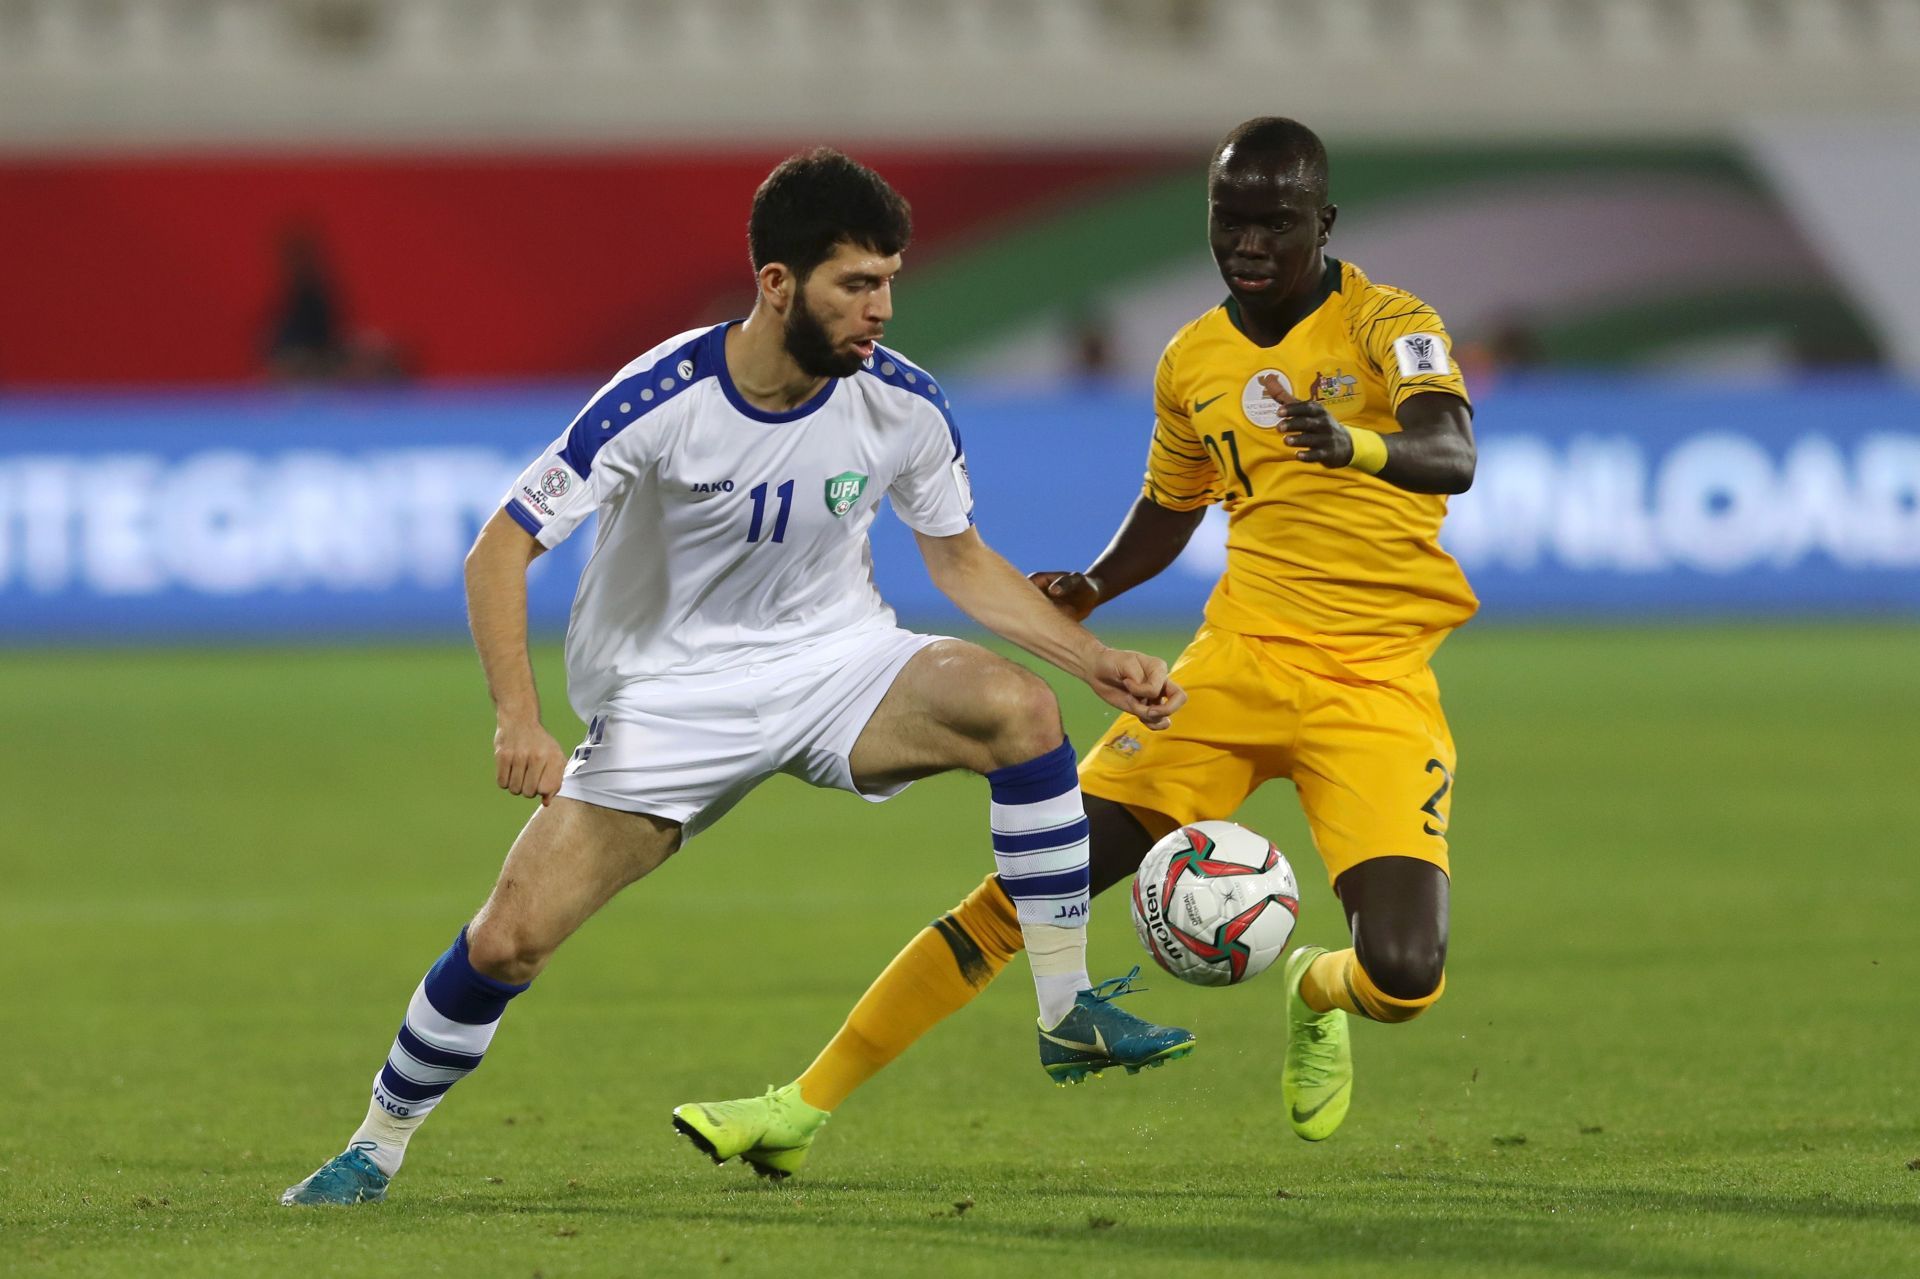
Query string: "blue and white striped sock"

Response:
xmin=987 ymin=738 xmax=1093 ymax=1027
xmin=347 ymin=926 xmax=529 ymax=1176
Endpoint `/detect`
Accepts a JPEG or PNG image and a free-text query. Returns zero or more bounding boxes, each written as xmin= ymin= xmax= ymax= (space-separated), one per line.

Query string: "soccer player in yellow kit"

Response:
xmin=675 ymin=117 xmax=1476 ymax=1170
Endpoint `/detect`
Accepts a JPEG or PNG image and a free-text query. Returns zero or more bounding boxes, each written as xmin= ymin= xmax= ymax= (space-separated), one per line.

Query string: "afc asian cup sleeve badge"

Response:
xmin=1240 ymin=369 xmax=1295 ymax=428
xmin=540 ymin=466 xmax=572 ymax=499
xmin=1392 ymin=333 xmax=1451 ymax=377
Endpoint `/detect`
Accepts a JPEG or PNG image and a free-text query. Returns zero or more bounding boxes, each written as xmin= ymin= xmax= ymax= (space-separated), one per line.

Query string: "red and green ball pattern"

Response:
xmin=1133 ymin=825 xmax=1300 ymax=985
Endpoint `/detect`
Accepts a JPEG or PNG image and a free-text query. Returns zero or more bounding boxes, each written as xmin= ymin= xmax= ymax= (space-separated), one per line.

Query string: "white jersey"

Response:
xmin=503 ymin=323 xmax=973 ymax=718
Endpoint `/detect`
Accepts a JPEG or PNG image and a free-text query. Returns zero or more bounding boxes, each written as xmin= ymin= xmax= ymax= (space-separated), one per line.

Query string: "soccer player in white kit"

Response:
xmin=282 ymin=150 xmax=1197 ymax=1204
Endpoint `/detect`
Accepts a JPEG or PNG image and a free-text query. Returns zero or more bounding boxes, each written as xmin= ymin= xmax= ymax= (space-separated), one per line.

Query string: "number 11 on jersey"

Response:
xmin=746 ymin=479 xmax=795 ymax=543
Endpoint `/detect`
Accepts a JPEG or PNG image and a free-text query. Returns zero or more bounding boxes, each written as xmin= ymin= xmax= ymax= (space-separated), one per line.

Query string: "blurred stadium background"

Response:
xmin=4 ymin=0 xmax=1919 ymax=636
xmin=6 ymin=4 xmax=1920 ymax=1276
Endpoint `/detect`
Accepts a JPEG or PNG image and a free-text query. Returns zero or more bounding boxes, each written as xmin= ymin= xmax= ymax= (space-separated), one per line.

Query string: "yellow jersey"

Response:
xmin=1144 ymin=257 xmax=1477 ymax=681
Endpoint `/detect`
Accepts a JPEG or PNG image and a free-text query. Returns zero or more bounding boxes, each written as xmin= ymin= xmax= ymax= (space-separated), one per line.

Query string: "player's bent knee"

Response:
xmin=465 ymin=917 xmax=555 ymax=986
xmin=979 ymin=668 xmax=1064 ymax=767
xmin=1361 ymin=940 xmax=1446 ymax=1002
xmin=1351 ymin=949 xmax=1447 ymax=1024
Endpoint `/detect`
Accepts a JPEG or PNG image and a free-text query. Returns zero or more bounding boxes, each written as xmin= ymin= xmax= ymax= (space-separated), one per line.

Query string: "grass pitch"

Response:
xmin=4 ymin=625 xmax=1918 ymax=1278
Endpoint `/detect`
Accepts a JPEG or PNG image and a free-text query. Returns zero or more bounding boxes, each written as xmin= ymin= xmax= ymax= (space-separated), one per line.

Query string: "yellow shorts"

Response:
xmin=1078 ymin=626 xmax=1456 ymax=885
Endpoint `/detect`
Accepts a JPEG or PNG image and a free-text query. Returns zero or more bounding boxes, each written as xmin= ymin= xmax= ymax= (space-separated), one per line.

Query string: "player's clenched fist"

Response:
xmin=1276 ymin=397 xmax=1356 ymax=469
xmin=1028 ymin=569 xmax=1102 ymax=621
xmin=1089 ymin=647 xmax=1186 ymax=731
xmin=493 ymin=715 xmax=567 ymax=804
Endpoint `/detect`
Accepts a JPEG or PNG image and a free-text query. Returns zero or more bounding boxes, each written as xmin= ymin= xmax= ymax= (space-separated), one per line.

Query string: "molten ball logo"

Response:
xmin=1130 ymin=820 xmax=1300 ymax=987
xmin=1134 ymin=880 xmax=1184 ymax=961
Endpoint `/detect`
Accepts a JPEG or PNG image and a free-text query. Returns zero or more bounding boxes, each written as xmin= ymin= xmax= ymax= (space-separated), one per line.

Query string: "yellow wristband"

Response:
xmin=1344 ymin=425 xmax=1389 ymax=474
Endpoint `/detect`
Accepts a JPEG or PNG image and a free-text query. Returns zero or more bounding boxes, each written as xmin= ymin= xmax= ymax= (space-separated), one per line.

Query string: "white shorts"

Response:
xmin=558 ymin=625 xmax=948 ymax=840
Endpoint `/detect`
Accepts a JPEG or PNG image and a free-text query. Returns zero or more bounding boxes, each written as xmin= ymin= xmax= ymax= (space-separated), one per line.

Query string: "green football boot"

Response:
xmin=1038 ymin=967 xmax=1196 ymax=1085
xmin=1281 ymin=945 xmax=1353 ymax=1141
xmin=280 ymin=1145 xmax=390 ymax=1206
xmin=672 ymin=1083 xmax=830 ymax=1180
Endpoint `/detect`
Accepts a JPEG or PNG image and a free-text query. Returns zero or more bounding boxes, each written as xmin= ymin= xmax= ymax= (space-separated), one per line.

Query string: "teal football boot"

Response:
xmin=280 ymin=1145 xmax=390 ymax=1206
xmin=1038 ymin=967 xmax=1196 ymax=1085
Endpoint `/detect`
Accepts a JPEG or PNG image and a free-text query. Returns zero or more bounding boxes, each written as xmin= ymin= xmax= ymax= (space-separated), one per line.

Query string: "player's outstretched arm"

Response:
xmin=1278 ymin=389 xmax=1475 ymax=494
xmin=464 ymin=510 xmax=567 ymax=803
xmin=915 ymin=527 xmax=1186 ymax=730
xmin=1029 ymin=496 xmax=1208 ymax=621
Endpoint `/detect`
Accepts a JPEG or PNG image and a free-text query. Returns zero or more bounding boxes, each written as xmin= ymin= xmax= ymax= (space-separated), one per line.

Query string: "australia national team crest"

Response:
xmin=825 ymin=471 xmax=869 ymax=517
xmin=1240 ymin=369 xmax=1295 ymax=428
xmin=1310 ymin=369 xmax=1360 ymax=407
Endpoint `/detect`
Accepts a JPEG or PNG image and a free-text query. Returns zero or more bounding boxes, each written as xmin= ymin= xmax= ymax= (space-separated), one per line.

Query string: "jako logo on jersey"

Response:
xmin=540 ymin=466 xmax=571 ymax=498
xmin=825 ymin=471 xmax=869 ymax=517
xmin=676 ymin=358 xmax=695 ymax=380
xmin=689 ymin=480 xmax=735 ymax=494
xmin=1241 ymin=368 xmax=1294 ymax=428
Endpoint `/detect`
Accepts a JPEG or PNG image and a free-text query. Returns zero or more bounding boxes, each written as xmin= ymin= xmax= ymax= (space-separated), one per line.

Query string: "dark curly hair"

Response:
xmin=748 ymin=148 xmax=913 ymax=280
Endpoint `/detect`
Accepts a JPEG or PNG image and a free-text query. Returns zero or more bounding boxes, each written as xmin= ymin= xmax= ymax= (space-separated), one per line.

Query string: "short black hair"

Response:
xmin=1210 ymin=117 xmax=1330 ymax=199
xmin=748 ymin=148 xmax=913 ymax=279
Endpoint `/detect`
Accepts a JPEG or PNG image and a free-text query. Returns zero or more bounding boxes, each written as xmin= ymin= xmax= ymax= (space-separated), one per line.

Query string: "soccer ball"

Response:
xmin=1130 ymin=820 xmax=1300 ymax=986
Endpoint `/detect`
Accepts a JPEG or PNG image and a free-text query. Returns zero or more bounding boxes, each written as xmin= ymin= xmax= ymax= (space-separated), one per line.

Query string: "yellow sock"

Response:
xmin=1299 ymin=948 xmax=1446 ymax=1024
xmin=795 ymin=874 xmax=1023 ymax=1111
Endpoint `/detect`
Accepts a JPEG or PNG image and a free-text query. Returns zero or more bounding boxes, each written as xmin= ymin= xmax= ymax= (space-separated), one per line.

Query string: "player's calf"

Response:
xmin=281 ymin=925 xmax=530 ymax=1204
xmin=1084 ymin=796 xmax=1164 ymax=896
xmin=985 ymin=740 xmax=1195 ymax=1076
xmin=985 ymin=737 xmax=1095 ymax=1026
xmin=847 ymin=642 xmax=1191 ymax=1072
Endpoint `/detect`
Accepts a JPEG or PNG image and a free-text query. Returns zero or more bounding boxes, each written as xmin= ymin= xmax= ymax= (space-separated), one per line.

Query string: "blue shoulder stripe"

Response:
xmin=558 ymin=327 xmax=719 ymax=477
xmin=862 ymin=344 xmax=962 ymax=459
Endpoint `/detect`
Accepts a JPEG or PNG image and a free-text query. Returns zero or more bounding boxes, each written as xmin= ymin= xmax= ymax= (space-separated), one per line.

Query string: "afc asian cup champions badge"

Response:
xmin=1240 ymin=369 xmax=1294 ymax=428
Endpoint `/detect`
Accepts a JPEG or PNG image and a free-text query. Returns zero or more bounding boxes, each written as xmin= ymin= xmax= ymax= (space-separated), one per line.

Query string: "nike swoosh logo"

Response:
xmin=1040 ymin=1025 xmax=1108 ymax=1055
xmin=1194 ymin=393 xmax=1226 ymax=414
xmin=1290 ymin=1085 xmax=1349 ymax=1123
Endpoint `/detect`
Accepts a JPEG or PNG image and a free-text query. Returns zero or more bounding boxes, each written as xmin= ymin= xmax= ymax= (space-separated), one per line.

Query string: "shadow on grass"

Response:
xmin=1404 ymin=1171 xmax=1920 ymax=1228
xmin=361 ymin=1168 xmax=1920 ymax=1279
